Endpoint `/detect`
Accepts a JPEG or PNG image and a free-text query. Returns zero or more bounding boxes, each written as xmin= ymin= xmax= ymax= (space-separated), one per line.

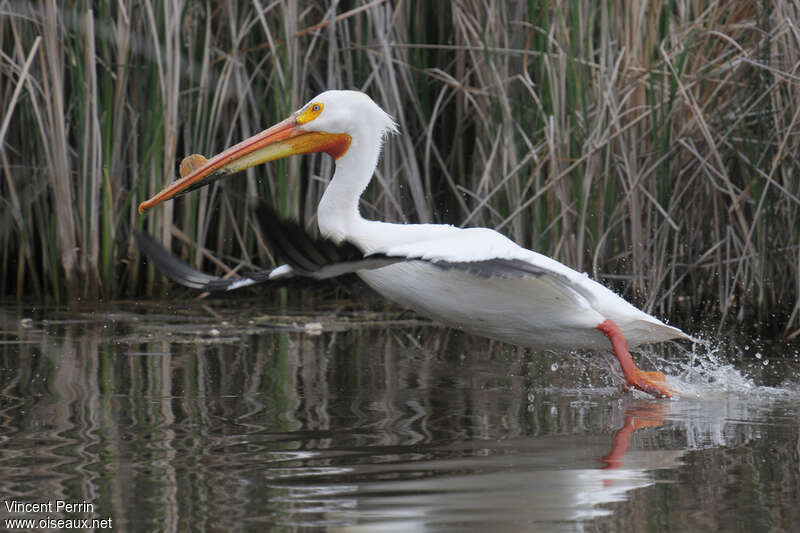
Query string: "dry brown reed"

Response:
xmin=1 ymin=0 xmax=799 ymax=336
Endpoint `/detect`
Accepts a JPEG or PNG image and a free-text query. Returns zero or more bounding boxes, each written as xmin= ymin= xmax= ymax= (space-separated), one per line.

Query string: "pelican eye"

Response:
xmin=297 ymin=102 xmax=324 ymax=125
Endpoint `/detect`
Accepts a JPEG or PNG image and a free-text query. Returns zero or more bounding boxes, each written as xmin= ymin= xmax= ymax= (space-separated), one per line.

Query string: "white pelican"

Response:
xmin=138 ymin=90 xmax=690 ymax=398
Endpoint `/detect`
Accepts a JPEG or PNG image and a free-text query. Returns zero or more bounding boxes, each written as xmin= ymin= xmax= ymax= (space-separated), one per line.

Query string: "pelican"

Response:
xmin=138 ymin=90 xmax=690 ymax=398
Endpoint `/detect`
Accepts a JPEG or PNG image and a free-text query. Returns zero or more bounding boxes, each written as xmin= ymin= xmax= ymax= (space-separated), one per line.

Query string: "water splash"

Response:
xmin=647 ymin=335 xmax=798 ymax=400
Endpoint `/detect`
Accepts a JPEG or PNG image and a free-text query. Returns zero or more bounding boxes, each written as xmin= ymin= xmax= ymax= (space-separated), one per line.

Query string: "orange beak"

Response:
xmin=138 ymin=116 xmax=351 ymax=214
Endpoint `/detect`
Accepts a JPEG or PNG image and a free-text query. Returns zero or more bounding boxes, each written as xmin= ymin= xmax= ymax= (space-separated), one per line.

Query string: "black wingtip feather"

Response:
xmin=134 ymin=231 xmax=272 ymax=292
xmin=134 ymin=231 xmax=220 ymax=289
xmin=253 ymin=201 xmax=371 ymax=274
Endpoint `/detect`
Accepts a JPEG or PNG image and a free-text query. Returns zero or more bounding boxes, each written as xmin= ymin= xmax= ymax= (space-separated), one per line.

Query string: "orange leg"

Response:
xmin=596 ymin=318 xmax=672 ymax=398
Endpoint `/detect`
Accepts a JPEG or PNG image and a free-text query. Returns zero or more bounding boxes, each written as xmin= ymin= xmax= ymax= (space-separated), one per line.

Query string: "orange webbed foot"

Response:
xmin=626 ymin=370 xmax=672 ymax=399
xmin=642 ymin=371 xmax=666 ymax=382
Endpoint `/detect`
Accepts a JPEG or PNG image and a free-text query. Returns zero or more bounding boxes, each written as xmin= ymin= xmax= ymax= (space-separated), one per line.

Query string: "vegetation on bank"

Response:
xmin=1 ymin=1 xmax=799 ymax=336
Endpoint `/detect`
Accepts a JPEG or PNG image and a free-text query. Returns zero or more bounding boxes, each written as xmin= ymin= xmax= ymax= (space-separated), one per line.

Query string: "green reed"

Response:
xmin=1 ymin=0 xmax=798 ymax=336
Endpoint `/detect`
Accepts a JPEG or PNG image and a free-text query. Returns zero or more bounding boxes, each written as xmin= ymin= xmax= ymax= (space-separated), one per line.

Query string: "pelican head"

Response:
xmin=298 ymin=90 xmax=397 ymax=139
xmin=137 ymin=90 xmax=396 ymax=214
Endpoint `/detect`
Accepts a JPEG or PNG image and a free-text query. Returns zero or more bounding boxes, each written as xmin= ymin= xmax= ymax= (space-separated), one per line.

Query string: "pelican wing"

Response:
xmin=137 ymin=206 xmax=589 ymax=307
xmin=134 ymin=203 xmax=400 ymax=292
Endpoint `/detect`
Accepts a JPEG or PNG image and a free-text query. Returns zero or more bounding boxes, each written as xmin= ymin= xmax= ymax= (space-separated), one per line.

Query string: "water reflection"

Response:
xmin=0 ymin=303 xmax=798 ymax=532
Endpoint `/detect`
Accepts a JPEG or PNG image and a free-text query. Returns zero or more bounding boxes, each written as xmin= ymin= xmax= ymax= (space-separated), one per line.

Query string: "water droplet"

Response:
xmin=762 ymin=360 xmax=769 ymax=366
xmin=551 ymin=362 xmax=559 ymax=371
xmin=527 ymin=393 xmax=535 ymax=403
xmin=755 ymin=352 xmax=762 ymax=360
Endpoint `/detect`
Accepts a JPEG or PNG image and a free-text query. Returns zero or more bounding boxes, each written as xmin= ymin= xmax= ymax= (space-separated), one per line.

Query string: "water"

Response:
xmin=1 ymin=301 xmax=799 ymax=532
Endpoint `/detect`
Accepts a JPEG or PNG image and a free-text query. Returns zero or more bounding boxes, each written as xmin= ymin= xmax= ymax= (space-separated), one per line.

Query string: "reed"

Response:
xmin=1 ymin=0 xmax=798 ymax=335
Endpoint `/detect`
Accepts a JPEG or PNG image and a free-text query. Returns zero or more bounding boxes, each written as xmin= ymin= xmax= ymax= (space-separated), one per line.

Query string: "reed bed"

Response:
xmin=1 ymin=0 xmax=799 ymax=336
